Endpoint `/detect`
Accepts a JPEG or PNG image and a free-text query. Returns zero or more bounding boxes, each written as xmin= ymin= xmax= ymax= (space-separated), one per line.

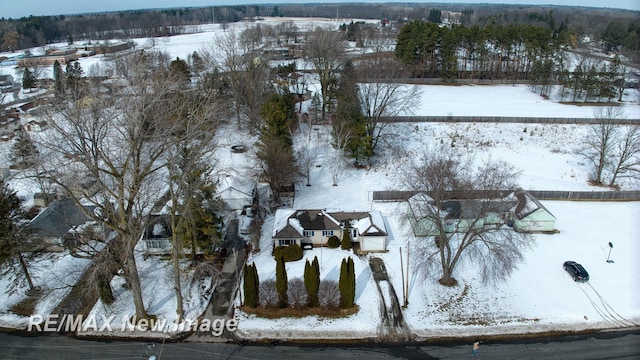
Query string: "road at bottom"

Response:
xmin=0 ymin=330 xmax=638 ymax=359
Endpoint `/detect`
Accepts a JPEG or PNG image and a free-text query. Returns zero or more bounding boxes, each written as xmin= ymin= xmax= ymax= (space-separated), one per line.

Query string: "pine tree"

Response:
xmin=243 ymin=263 xmax=259 ymax=308
xmin=341 ymin=227 xmax=352 ymax=250
xmin=169 ymin=57 xmax=191 ymax=87
xmin=275 ymin=255 xmax=288 ymax=308
xmin=339 ymin=257 xmax=356 ymax=309
xmin=53 ymin=60 xmax=63 ymax=95
xmin=304 ymin=256 xmax=320 ymax=307
xmin=260 ymin=92 xmax=296 ymax=148
xmin=11 ymin=131 xmax=39 ymax=169
xmin=22 ymin=67 xmax=35 ymax=93
xmin=65 ymin=61 xmax=84 ymax=98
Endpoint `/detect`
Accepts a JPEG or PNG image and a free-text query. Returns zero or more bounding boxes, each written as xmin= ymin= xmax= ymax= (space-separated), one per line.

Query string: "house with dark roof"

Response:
xmin=27 ymin=198 xmax=96 ymax=251
xmin=272 ymin=209 xmax=389 ymax=253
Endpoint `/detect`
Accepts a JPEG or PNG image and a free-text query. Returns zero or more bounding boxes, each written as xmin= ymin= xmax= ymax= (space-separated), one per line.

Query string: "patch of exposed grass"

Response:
xmin=241 ymin=305 xmax=359 ymax=319
xmin=11 ymin=295 xmax=40 ymax=316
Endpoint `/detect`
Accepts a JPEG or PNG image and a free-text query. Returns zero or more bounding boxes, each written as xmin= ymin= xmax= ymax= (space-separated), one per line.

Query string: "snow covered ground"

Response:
xmin=234 ymin=121 xmax=640 ymax=340
xmin=1 ymin=17 xmax=639 ymax=340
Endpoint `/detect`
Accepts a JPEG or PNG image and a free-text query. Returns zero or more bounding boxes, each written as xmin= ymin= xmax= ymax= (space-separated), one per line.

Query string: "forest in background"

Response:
xmin=1 ymin=3 xmax=638 ymax=62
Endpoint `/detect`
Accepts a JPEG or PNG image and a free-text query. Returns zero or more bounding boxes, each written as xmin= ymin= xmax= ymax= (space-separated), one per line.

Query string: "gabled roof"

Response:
xmin=273 ymin=208 xmax=300 ymax=238
xmin=295 ymin=209 xmax=341 ymax=231
xmin=28 ymin=198 xmax=94 ymax=238
xmin=354 ymin=210 xmax=387 ymax=236
xmin=513 ymin=188 xmax=556 ymax=220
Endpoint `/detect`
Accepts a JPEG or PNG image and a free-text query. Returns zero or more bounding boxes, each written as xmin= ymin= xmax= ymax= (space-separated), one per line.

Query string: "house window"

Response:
xmin=278 ymin=239 xmax=297 ymax=246
xmin=303 ymin=230 xmax=315 ymax=237
xmin=322 ymin=230 xmax=334 ymax=236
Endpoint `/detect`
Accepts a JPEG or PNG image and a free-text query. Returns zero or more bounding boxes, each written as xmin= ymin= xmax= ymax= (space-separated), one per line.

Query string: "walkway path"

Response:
xmin=186 ymin=219 xmax=246 ymax=342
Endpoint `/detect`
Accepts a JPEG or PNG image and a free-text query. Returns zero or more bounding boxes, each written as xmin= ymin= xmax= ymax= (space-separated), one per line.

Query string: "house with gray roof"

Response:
xmin=27 ymin=198 xmax=96 ymax=251
xmin=272 ymin=209 xmax=389 ymax=253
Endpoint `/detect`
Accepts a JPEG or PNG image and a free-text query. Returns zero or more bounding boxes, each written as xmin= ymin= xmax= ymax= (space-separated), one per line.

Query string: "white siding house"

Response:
xmin=272 ymin=209 xmax=389 ymax=253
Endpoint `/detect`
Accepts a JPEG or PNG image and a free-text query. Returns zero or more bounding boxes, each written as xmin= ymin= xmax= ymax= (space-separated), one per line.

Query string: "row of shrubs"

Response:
xmin=243 ymin=255 xmax=356 ymax=311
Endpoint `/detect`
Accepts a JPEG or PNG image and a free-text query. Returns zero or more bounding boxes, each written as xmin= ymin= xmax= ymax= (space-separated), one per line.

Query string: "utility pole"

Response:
xmin=405 ymin=241 xmax=409 ymax=307
xmin=400 ymin=247 xmax=406 ymax=307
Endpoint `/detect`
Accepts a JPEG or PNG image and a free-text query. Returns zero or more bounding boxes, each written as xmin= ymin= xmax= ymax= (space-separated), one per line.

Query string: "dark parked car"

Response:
xmin=563 ymin=261 xmax=589 ymax=281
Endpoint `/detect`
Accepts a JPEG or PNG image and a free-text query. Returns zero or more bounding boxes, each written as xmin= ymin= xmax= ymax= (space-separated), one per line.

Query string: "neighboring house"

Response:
xmin=27 ymin=198 xmax=96 ymax=251
xmin=272 ymin=209 xmax=389 ymax=253
xmin=0 ymin=74 xmax=16 ymax=92
xmin=407 ymin=189 xmax=556 ymax=236
xmin=510 ymin=189 xmax=557 ymax=233
xmin=142 ymin=215 xmax=172 ymax=254
xmin=216 ymin=174 xmax=256 ymax=211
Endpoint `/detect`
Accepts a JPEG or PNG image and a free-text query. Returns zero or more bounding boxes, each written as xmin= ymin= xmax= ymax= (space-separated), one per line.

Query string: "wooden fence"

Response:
xmin=372 ymin=190 xmax=640 ymax=202
xmin=378 ymin=116 xmax=640 ymax=125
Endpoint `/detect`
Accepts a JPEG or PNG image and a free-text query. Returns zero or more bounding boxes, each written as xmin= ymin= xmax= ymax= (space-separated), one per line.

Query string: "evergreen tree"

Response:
xmin=169 ymin=57 xmax=191 ymax=87
xmin=260 ymin=92 xmax=296 ymax=148
xmin=173 ymin=145 xmax=222 ymax=260
xmin=65 ymin=61 xmax=84 ymax=98
xmin=275 ymin=255 xmax=288 ymax=308
xmin=10 ymin=130 xmax=39 ymax=169
xmin=190 ymin=51 xmax=205 ymax=74
xmin=0 ymin=180 xmax=41 ymax=294
xmin=341 ymin=227 xmax=351 ymax=250
xmin=334 ymin=60 xmax=371 ymax=164
xmin=304 ymin=256 xmax=320 ymax=307
xmin=339 ymin=257 xmax=356 ymax=309
xmin=243 ymin=263 xmax=259 ymax=308
xmin=53 ymin=60 xmax=63 ymax=95
xmin=22 ymin=67 xmax=35 ymax=92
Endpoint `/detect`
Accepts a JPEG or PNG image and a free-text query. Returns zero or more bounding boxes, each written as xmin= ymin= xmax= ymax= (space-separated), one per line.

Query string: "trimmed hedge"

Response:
xmin=327 ymin=236 xmax=340 ymax=248
xmin=273 ymin=244 xmax=303 ymax=262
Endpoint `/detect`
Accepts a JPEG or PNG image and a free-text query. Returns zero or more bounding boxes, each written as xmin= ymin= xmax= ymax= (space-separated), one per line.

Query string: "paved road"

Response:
xmin=1 ymin=330 xmax=638 ymax=359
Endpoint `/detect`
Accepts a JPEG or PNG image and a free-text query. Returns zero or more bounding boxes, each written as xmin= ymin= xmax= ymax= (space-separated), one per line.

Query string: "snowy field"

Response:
xmin=234 ymin=120 xmax=640 ymax=340
xmin=1 ymin=17 xmax=639 ymax=340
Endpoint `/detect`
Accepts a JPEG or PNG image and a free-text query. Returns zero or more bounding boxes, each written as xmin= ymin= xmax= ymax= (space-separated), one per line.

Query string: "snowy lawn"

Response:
xmin=235 ymin=198 xmax=639 ymax=340
xmin=0 ymin=252 xmax=91 ymax=329
xmin=78 ymin=249 xmax=214 ymax=337
xmin=1 ymin=17 xmax=638 ymax=340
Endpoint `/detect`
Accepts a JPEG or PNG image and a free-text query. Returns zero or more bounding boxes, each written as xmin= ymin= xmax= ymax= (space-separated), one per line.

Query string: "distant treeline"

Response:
xmin=0 ymin=3 xmax=638 ymax=59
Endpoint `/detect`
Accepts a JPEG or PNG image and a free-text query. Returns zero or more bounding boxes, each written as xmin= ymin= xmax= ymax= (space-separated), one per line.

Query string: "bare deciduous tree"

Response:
xmin=306 ymin=28 xmax=345 ymax=120
xmin=578 ymin=106 xmax=625 ymax=186
xmin=296 ymin=140 xmax=317 ymax=187
xmin=318 ymin=280 xmax=340 ymax=308
xmin=259 ymin=279 xmax=278 ymax=308
xmin=356 ymin=56 xmax=421 ymax=154
xmin=208 ymin=30 xmax=271 ymax=132
xmin=165 ymin=90 xmax=221 ymax=321
xmin=252 ymin=137 xmax=301 ymax=203
xmin=403 ymin=147 xmax=532 ymax=287
xmin=609 ymin=125 xmax=640 ymax=187
xmin=287 ymin=277 xmax=308 ymax=308
xmin=36 ymin=51 xmax=184 ymax=321
xmin=326 ymin=150 xmax=348 ymax=187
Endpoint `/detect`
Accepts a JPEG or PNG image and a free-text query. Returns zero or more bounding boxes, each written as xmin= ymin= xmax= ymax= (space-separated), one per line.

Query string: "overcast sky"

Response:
xmin=1 ymin=0 xmax=638 ymax=19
